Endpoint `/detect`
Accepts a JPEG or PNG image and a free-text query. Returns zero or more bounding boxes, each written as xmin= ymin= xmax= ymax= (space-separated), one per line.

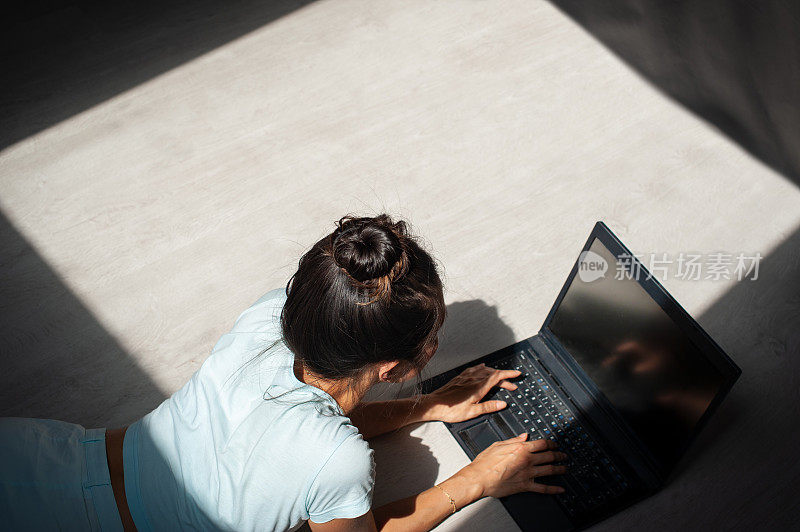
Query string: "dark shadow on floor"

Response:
xmin=364 ymin=298 xmax=519 ymax=404
xmin=371 ymin=427 xmax=442 ymax=510
xmin=1 ymin=0 xmax=316 ymax=149
xmin=0 ymin=210 xmax=165 ymax=427
xmin=549 ymin=1 xmax=800 ymax=186
xmin=427 ymin=299 xmax=519 ymax=379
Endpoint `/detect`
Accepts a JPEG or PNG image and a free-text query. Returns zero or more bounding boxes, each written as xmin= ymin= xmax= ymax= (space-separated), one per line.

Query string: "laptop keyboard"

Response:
xmin=489 ymin=348 xmax=630 ymax=517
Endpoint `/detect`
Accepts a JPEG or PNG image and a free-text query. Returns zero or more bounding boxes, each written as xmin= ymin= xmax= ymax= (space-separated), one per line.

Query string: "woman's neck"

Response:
xmin=293 ymin=357 xmax=369 ymax=414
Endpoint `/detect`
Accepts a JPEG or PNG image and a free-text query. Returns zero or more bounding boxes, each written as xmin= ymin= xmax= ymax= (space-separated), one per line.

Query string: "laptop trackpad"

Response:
xmin=458 ymin=419 xmax=503 ymax=456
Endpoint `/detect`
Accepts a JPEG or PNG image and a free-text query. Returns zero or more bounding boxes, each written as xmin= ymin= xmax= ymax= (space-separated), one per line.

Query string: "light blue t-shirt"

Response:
xmin=123 ymin=289 xmax=375 ymax=531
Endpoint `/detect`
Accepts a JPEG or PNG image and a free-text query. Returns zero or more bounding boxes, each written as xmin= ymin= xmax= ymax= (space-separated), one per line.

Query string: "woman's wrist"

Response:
xmin=412 ymin=394 xmax=443 ymax=423
xmin=437 ymin=467 xmax=484 ymax=509
xmin=372 ymin=466 xmax=484 ymax=531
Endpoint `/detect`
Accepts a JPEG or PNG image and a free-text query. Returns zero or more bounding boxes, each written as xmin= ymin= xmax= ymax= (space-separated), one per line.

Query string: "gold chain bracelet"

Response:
xmin=434 ymin=484 xmax=457 ymax=514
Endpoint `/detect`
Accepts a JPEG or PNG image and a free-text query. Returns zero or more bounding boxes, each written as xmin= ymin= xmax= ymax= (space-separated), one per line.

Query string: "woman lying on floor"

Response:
xmin=0 ymin=213 xmax=566 ymax=531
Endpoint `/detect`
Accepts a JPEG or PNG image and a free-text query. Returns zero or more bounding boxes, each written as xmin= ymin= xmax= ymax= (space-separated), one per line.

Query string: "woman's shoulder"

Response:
xmin=249 ymin=287 xmax=288 ymax=308
xmin=229 ymin=288 xmax=288 ymax=335
xmin=303 ymin=420 xmax=375 ymax=522
xmin=286 ymin=404 xmax=371 ymax=462
xmin=322 ymin=427 xmax=374 ymax=482
xmin=232 ymin=408 xmax=374 ymax=525
xmin=242 ymin=401 xmax=374 ymax=489
xmin=316 ymin=419 xmax=372 ymax=467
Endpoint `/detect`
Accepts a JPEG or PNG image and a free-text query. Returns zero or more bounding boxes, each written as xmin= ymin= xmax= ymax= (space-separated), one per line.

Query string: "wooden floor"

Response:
xmin=1 ymin=1 xmax=798 ymax=530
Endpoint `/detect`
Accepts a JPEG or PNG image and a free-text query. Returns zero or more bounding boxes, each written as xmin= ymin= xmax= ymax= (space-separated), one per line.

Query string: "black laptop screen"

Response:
xmin=547 ymin=238 xmax=727 ymax=468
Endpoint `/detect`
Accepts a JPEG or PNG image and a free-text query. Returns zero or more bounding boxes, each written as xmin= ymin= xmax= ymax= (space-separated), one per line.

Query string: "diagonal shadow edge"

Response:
xmin=549 ymin=0 xmax=800 ymax=187
xmin=1 ymin=0 xmax=318 ymax=150
xmin=0 ymin=209 xmax=167 ymax=428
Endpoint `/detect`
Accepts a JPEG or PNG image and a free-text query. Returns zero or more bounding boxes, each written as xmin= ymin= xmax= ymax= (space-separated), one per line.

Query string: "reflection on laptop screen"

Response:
xmin=548 ymin=238 xmax=727 ymax=468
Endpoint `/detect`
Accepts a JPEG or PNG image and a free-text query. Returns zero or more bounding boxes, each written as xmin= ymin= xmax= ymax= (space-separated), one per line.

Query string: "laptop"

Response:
xmin=419 ymin=221 xmax=742 ymax=531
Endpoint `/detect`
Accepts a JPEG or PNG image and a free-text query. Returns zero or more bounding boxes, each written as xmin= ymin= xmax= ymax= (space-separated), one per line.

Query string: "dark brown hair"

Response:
xmin=281 ymin=214 xmax=446 ymax=390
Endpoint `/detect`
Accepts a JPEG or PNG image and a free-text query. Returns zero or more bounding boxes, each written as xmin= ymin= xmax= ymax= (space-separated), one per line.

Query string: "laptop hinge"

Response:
xmin=533 ymin=330 xmax=665 ymax=487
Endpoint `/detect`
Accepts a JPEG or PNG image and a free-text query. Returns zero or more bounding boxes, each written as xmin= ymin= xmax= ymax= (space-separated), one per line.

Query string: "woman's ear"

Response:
xmin=381 ymin=360 xmax=422 ymax=383
xmin=377 ymin=360 xmax=399 ymax=382
xmin=377 ymin=360 xmax=405 ymax=382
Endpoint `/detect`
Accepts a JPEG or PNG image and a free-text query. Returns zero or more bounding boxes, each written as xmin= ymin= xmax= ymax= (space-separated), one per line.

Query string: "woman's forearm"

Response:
xmin=349 ymin=396 xmax=433 ymax=439
xmin=372 ymin=471 xmax=482 ymax=532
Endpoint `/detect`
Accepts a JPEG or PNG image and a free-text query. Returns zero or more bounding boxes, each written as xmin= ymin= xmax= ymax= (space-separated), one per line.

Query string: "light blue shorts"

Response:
xmin=0 ymin=418 xmax=124 ymax=531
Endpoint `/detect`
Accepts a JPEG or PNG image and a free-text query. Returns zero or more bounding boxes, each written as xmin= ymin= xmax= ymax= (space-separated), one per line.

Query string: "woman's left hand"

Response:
xmin=421 ymin=363 xmax=521 ymax=423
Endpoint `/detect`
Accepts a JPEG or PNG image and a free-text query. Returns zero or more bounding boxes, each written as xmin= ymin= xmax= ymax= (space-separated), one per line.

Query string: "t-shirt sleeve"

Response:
xmin=305 ymin=433 xmax=375 ymax=523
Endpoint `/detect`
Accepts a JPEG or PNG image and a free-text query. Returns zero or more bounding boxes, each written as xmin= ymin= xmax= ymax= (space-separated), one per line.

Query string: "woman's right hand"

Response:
xmin=457 ymin=433 xmax=568 ymax=499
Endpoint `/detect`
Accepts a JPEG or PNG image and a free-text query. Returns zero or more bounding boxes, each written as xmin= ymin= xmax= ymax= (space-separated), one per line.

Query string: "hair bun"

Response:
xmin=331 ymin=215 xmax=406 ymax=283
